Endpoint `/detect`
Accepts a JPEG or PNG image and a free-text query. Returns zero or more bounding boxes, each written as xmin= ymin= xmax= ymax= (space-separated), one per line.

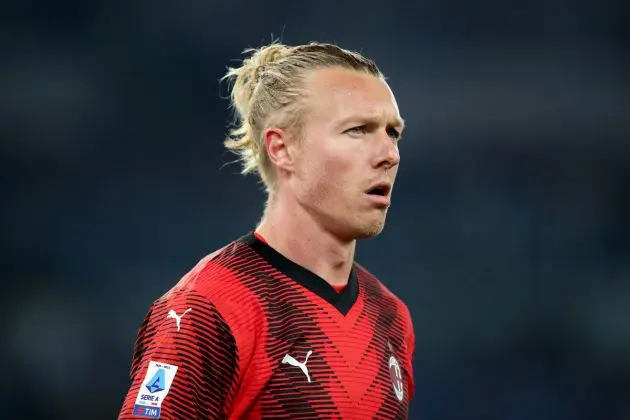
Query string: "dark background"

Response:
xmin=2 ymin=0 xmax=629 ymax=419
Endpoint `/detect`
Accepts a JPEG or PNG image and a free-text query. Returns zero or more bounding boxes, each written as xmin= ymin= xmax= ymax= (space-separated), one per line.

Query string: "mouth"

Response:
xmin=365 ymin=182 xmax=391 ymax=197
xmin=365 ymin=182 xmax=392 ymax=207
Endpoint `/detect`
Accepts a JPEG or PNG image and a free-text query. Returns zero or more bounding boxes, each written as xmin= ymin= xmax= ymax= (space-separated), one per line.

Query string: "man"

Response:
xmin=119 ymin=41 xmax=415 ymax=419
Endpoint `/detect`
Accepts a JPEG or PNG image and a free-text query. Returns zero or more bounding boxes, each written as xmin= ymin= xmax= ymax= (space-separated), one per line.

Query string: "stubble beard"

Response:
xmin=355 ymin=211 xmax=388 ymax=238
xmin=303 ymin=185 xmax=389 ymax=241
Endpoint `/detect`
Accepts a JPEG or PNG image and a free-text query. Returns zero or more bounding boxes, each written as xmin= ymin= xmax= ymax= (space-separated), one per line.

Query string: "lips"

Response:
xmin=364 ymin=182 xmax=392 ymax=207
xmin=365 ymin=182 xmax=391 ymax=197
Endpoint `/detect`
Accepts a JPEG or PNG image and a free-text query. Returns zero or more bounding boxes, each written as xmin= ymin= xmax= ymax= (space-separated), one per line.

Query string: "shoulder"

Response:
xmin=162 ymin=236 xmax=258 ymax=304
xmin=150 ymin=236 xmax=265 ymax=333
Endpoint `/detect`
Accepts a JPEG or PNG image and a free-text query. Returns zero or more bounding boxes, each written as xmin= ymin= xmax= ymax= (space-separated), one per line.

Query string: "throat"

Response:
xmin=331 ymin=283 xmax=347 ymax=293
xmin=256 ymin=202 xmax=357 ymax=287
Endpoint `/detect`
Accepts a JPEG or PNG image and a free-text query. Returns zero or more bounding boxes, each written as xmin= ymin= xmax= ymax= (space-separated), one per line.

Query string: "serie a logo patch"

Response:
xmin=133 ymin=361 xmax=179 ymax=419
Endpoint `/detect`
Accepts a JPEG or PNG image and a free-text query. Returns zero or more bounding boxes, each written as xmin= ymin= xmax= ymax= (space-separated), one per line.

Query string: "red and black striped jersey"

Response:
xmin=119 ymin=232 xmax=415 ymax=419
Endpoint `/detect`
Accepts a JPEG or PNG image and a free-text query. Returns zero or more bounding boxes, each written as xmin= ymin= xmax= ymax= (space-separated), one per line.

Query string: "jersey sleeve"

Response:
xmin=118 ymin=289 xmax=240 ymax=420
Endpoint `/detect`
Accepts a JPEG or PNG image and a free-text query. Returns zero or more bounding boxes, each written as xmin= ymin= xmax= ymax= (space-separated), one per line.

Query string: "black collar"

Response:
xmin=239 ymin=232 xmax=359 ymax=316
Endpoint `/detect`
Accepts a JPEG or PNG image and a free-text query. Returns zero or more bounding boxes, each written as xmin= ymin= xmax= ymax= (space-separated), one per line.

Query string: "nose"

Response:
xmin=374 ymin=132 xmax=400 ymax=169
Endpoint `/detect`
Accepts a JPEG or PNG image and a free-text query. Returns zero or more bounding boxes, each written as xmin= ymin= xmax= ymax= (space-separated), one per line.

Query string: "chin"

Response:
xmin=322 ymin=207 xmax=388 ymax=240
xmin=355 ymin=219 xmax=386 ymax=239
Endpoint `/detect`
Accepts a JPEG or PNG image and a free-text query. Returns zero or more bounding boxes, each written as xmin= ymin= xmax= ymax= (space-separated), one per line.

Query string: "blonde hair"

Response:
xmin=222 ymin=42 xmax=382 ymax=193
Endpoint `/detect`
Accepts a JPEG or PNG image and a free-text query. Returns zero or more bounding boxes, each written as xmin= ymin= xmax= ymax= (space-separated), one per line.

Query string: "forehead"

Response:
xmin=303 ymin=67 xmax=402 ymax=126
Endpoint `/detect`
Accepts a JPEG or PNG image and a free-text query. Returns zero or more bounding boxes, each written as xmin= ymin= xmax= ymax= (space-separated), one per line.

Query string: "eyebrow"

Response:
xmin=393 ymin=117 xmax=406 ymax=131
xmin=337 ymin=115 xmax=406 ymax=132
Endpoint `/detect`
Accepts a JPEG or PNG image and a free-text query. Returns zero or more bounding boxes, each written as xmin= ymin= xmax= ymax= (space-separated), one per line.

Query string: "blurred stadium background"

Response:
xmin=2 ymin=0 xmax=629 ymax=419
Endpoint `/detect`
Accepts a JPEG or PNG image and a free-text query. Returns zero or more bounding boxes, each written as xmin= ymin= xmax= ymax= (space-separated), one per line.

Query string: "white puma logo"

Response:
xmin=166 ymin=308 xmax=192 ymax=331
xmin=281 ymin=350 xmax=313 ymax=383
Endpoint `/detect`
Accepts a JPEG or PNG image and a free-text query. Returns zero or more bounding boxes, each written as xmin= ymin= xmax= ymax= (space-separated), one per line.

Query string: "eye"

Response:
xmin=345 ymin=125 xmax=367 ymax=136
xmin=387 ymin=127 xmax=401 ymax=140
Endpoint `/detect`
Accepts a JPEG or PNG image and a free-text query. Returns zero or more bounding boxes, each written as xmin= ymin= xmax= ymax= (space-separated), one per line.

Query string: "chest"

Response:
xmin=246 ymin=294 xmax=412 ymax=419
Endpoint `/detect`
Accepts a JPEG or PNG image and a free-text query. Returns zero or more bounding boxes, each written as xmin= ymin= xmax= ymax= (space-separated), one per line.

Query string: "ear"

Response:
xmin=264 ymin=127 xmax=296 ymax=173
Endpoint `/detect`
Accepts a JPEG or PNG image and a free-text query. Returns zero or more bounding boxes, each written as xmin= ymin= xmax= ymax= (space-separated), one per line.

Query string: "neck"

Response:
xmin=255 ymin=194 xmax=356 ymax=287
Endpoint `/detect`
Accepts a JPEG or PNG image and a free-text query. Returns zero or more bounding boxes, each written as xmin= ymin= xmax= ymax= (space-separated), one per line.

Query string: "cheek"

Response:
xmin=303 ymin=151 xmax=355 ymax=199
xmin=296 ymin=133 xmax=359 ymax=200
